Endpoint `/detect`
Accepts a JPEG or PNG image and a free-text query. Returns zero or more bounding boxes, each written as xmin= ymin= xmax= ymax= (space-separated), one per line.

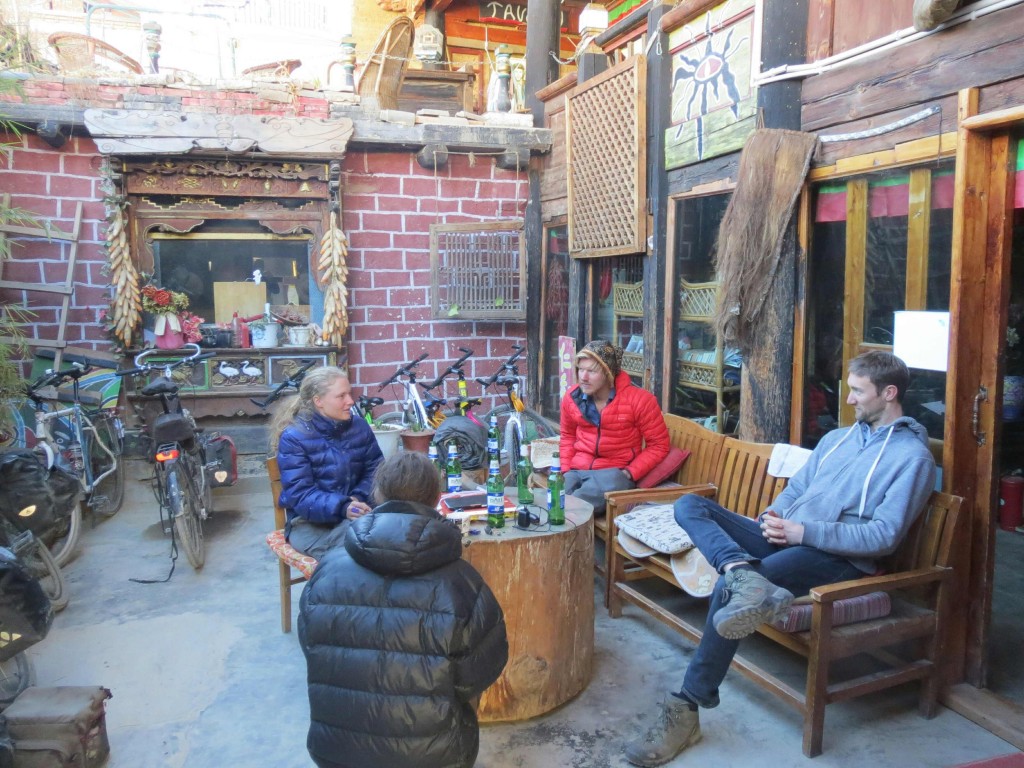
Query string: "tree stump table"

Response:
xmin=461 ymin=493 xmax=594 ymax=722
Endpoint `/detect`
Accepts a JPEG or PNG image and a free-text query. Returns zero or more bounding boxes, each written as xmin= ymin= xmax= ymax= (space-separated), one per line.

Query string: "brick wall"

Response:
xmin=0 ymin=126 xmax=530 ymax=412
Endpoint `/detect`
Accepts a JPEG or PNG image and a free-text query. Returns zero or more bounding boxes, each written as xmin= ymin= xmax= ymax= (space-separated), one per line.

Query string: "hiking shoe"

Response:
xmin=712 ymin=568 xmax=794 ymax=640
xmin=623 ymin=696 xmax=701 ymax=767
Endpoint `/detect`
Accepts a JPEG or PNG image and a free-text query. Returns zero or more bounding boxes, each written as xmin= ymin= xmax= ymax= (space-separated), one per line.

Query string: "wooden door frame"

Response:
xmin=942 ymin=89 xmax=1024 ymax=748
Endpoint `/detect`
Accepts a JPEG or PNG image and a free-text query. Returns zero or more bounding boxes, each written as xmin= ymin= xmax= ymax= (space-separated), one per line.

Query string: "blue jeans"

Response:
xmin=673 ymin=494 xmax=862 ymax=708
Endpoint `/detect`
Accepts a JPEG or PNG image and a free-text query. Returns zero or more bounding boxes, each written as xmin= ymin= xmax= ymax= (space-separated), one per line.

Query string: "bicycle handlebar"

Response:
xmin=476 ymin=345 xmax=524 ymax=389
xmin=28 ymin=361 xmax=90 ymax=393
xmin=249 ymin=359 xmax=319 ymax=408
xmin=378 ymin=352 xmax=429 ymax=390
xmin=420 ymin=347 xmax=475 ymax=391
xmin=115 ymin=346 xmax=216 ymax=379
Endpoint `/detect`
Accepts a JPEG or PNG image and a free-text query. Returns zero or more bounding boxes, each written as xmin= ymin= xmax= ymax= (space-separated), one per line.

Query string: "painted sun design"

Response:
xmin=671 ymin=14 xmax=749 ymax=158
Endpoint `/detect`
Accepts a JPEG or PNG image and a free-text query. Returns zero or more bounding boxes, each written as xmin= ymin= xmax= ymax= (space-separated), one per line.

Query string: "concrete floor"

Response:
xmin=26 ymin=461 xmax=1022 ymax=768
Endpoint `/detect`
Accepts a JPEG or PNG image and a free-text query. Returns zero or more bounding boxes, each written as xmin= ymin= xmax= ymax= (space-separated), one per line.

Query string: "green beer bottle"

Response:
xmin=516 ymin=441 xmax=533 ymax=505
xmin=486 ymin=457 xmax=505 ymax=529
xmin=446 ymin=443 xmax=462 ymax=493
xmin=428 ymin=440 xmax=444 ymax=491
xmin=547 ymin=451 xmax=565 ymax=525
xmin=487 ymin=413 xmax=500 ymax=464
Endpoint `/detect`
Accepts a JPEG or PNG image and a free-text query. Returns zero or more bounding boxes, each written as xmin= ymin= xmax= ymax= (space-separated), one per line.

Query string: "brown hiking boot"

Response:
xmin=623 ymin=695 xmax=701 ymax=767
xmin=712 ymin=568 xmax=794 ymax=640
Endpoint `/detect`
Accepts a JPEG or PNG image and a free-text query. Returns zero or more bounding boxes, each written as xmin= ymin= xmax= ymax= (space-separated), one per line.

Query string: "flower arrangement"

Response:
xmin=141 ymin=284 xmax=190 ymax=334
xmin=179 ymin=311 xmax=205 ymax=344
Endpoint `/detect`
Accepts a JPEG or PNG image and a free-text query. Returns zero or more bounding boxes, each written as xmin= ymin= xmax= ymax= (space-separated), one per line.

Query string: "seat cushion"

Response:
xmin=615 ymin=503 xmax=694 ymax=555
xmin=266 ymin=529 xmax=318 ymax=579
xmin=770 ymin=591 xmax=892 ymax=633
xmin=637 ymin=448 xmax=691 ymax=489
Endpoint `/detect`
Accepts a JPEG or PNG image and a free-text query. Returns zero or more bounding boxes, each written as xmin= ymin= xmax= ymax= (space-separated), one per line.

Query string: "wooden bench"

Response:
xmin=606 ymin=444 xmax=964 ymax=757
xmin=593 ymin=414 xmax=726 ymax=588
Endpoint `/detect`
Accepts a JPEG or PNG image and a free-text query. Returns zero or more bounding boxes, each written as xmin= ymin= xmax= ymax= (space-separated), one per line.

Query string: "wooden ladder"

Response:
xmin=0 ymin=195 xmax=84 ymax=370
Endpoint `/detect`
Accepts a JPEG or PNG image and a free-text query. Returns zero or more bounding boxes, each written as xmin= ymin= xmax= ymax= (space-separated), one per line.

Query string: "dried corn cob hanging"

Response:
xmin=105 ymin=197 xmax=141 ymax=348
xmin=318 ymin=210 xmax=349 ymax=346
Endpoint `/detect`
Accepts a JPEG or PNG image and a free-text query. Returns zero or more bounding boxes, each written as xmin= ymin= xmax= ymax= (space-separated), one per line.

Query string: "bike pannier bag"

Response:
xmin=206 ymin=434 xmax=237 ymax=487
xmin=151 ymin=412 xmax=194 ymax=446
xmin=0 ymin=547 xmax=53 ymax=653
xmin=5 ymin=686 xmax=112 ymax=768
xmin=0 ymin=450 xmax=59 ymax=534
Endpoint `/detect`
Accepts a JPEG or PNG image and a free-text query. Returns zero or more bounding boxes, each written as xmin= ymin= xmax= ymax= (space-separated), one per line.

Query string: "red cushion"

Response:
xmin=637 ymin=448 xmax=691 ymax=489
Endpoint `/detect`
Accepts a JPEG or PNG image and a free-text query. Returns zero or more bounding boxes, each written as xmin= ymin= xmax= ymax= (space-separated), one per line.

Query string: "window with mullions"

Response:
xmin=804 ymin=161 xmax=954 ymax=447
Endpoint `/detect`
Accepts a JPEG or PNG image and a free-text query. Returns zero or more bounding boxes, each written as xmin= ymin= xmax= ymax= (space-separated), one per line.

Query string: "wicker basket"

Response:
xmin=613 ymin=282 xmax=643 ymax=317
xmin=677 ymin=360 xmax=719 ymax=389
xmin=678 ymin=280 xmax=718 ymax=320
xmin=621 ymin=351 xmax=644 ymax=377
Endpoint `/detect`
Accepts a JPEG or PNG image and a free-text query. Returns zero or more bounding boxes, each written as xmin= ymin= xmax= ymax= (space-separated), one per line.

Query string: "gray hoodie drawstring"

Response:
xmin=857 ymin=424 xmax=895 ymax=518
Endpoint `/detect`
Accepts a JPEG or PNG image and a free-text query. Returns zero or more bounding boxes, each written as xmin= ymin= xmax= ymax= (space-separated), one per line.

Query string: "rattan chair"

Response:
xmin=48 ymin=32 xmax=143 ymax=75
xmin=356 ymin=16 xmax=414 ymax=112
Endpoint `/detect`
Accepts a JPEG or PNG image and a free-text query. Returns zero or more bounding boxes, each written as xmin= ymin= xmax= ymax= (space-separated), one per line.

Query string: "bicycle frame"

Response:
xmin=378 ymin=353 xmax=432 ymax=430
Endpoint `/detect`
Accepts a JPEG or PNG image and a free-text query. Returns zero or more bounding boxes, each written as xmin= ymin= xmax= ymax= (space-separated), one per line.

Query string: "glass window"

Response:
xmin=804 ymin=160 xmax=953 ymax=446
xmin=668 ymin=192 xmax=736 ymax=432
xmin=540 ymin=224 xmax=570 ymax=419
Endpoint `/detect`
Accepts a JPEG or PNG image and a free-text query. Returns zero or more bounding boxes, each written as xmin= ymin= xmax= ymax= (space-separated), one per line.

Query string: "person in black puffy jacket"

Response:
xmin=272 ymin=366 xmax=384 ymax=559
xmin=298 ymin=451 xmax=508 ymax=768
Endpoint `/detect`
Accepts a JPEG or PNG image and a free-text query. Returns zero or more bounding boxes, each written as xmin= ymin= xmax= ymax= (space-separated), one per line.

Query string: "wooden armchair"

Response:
xmin=265 ymin=456 xmax=318 ymax=633
xmin=48 ymin=32 xmax=143 ymax=75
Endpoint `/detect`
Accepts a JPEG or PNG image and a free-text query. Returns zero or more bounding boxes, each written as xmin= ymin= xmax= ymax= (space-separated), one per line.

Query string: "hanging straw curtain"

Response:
xmin=712 ymin=129 xmax=818 ymax=353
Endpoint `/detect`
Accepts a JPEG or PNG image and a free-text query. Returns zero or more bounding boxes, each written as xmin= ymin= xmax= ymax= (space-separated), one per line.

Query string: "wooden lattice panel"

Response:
xmin=566 ymin=56 xmax=647 ymax=258
xmin=678 ymin=280 xmax=718 ymax=320
xmin=430 ymin=221 xmax=526 ymax=319
xmin=613 ymin=281 xmax=644 ymax=316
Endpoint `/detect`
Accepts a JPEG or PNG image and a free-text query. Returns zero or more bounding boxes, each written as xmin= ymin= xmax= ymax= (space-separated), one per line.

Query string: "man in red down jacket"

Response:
xmin=560 ymin=339 xmax=670 ymax=515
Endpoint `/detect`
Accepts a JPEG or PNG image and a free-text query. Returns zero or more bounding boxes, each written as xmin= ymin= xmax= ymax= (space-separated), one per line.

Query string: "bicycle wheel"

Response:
xmin=0 ymin=653 xmax=33 ymax=706
xmin=167 ymin=463 xmax=205 ymax=569
xmin=24 ymin=537 xmax=68 ymax=612
xmin=487 ymin=404 xmax=558 ymax=448
xmin=434 ymin=415 xmax=488 ymax=470
xmin=47 ymin=497 xmax=81 ymax=569
xmin=375 ymin=411 xmax=409 ymax=429
xmin=87 ymin=413 xmax=124 ymax=518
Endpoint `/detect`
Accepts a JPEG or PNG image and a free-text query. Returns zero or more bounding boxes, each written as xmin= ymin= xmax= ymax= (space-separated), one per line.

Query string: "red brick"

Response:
xmin=70 ymin=285 xmax=108 ymax=306
xmin=392 ymin=233 xmax=429 ymax=250
xmin=348 ymin=231 xmax=390 ymax=249
xmin=62 ymin=154 xmax=103 ymax=177
xmin=418 ymin=198 xmax=459 ymax=214
xmin=445 ymin=178 xmax=478 ymax=198
xmin=400 ymin=214 xmax=438 ymax=234
xmin=402 ymin=177 xmax=441 ymax=198
xmin=460 ymin=200 xmax=505 ymax=217
xmin=367 ymin=306 xmax=403 ymax=323
xmin=448 ymin=156 xmax=494 ymax=179
xmin=372 ymin=271 xmax=411 ymax=288
xmin=14 ymin=150 xmax=61 ymax=174
xmin=351 ymin=323 xmax=396 ymax=341
xmin=361 ymin=212 xmax=403 ymax=231
xmin=2 ymin=172 xmax=47 ymax=195
xmin=389 ymin=287 xmax=429 ymax=306
xmin=49 ymin=175 xmax=95 ymax=198
xmin=477 ymin=180 xmax=524 ymax=199
xmin=11 ymin=196 xmax=57 ymax=218
xmin=360 ymin=175 xmax=402 ymax=196
xmin=80 ymin=201 xmax=106 ymax=222
xmin=360 ymin=343 xmax=408 ymax=365
xmin=361 ymin=250 xmax=403 ymax=270
xmin=0 ymin=260 xmax=41 ymax=283
xmin=351 ymin=288 xmax=390 ymax=307
xmin=377 ymin=195 xmax=417 ymax=213
xmin=360 ymin=153 xmax=411 ymax=176
xmin=343 ymin=194 xmax=378 ymax=212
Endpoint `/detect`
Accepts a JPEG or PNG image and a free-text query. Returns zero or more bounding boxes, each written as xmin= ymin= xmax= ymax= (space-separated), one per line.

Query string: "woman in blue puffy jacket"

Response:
xmin=299 ymin=451 xmax=508 ymax=768
xmin=272 ymin=366 xmax=383 ymax=559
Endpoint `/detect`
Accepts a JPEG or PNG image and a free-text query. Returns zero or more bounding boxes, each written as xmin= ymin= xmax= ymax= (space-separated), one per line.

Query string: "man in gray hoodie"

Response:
xmin=624 ymin=351 xmax=936 ymax=767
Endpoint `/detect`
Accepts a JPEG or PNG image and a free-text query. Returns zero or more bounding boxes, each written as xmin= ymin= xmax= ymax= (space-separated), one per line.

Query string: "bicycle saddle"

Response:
xmin=141 ymin=378 xmax=180 ymax=397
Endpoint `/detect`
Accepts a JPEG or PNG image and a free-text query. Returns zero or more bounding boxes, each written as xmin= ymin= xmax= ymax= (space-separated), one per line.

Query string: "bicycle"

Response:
xmin=249 ymin=359 xmax=320 ymax=409
xmin=378 ymin=354 xmax=488 ymax=469
xmin=477 ymin=344 xmax=559 ymax=476
xmin=26 ymin=362 xmax=126 ymax=567
xmin=117 ymin=344 xmax=236 ymax=570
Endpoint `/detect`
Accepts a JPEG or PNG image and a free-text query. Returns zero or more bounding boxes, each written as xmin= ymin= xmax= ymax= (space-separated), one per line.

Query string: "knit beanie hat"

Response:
xmin=575 ymin=339 xmax=622 ymax=380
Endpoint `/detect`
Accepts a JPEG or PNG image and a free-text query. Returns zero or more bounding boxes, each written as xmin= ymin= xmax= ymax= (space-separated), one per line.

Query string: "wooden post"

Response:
xmin=738 ymin=0 xmax=807 ymax=442
xmin=524 ymin=0 xmax=560 ymax=403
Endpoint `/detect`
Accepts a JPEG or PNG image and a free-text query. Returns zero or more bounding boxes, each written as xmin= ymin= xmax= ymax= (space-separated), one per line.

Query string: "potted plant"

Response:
xmin=141 ymin=284 xmax=191 ymax=349
xmin=399 ymin=415 xmax=435 ymax=454
xmin=248 ymin=317 xmax=281 ymax=349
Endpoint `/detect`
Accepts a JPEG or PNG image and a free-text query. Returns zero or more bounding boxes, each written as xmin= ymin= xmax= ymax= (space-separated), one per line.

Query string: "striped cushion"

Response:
xmin=770 ymin=591 xmax=892 ymax=633
xmin=265 ymin=529 xmax=319 ymax=579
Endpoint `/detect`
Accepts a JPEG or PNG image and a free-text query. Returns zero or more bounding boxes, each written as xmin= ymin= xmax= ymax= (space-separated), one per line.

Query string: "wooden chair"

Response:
xmin=596 ymin=415 xmax=727 ymax=589
xmin=265 ymin=456 xmax=318 ymax=633
xmin=356 ymin=16 xmax=414 ymax=112
xmin=48 ymin=32 xmax=143 ymax=75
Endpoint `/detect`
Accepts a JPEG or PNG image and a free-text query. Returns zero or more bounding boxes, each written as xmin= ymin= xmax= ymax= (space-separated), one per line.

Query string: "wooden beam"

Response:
xmin=658 ymin=0 xmax=723 ymax=33
xmin=791 ymin=186 xmax=811 ymax=445
xmin=801 ymin=8 xmax=1024 ymax=132
xmin=959 ymin=104 xmax=1024 ymax=131
xmin=809 ymin=131 xmax=957 ymax=180
xmin=840 ymin=178 xmax=867 ymax=426
xmin=905 ymin=167 xmax=931 ymax=311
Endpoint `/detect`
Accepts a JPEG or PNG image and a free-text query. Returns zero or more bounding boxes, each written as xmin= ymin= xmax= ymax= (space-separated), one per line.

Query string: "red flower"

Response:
xmin=152 ymin=289 xmax=171 ymax=307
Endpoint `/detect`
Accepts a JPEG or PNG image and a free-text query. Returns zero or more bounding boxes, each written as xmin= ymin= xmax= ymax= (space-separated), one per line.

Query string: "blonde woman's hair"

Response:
xmin=269 ymin=366 xmax=347 ymax=451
